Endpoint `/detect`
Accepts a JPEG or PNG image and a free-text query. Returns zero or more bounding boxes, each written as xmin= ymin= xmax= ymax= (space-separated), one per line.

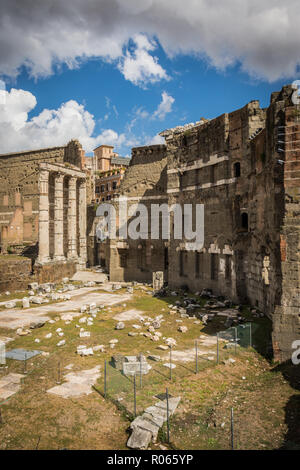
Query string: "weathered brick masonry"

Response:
xmin=107 ymin=85 xmax=300 ymax=362
xmin=0 ymin=139 xmax=87 ymax=283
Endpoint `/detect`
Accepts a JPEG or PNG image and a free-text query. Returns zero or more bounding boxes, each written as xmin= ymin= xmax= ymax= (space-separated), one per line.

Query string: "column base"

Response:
xmin=76 ymin=258 xmax=87 ymax=270
xmin=53 ymin=255 xmax=66 ymax=262
xmin=36 ymin=256 xmax=51 ymax=265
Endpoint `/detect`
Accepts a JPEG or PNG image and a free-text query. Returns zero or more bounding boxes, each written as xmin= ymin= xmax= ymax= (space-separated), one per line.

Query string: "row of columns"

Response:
xmin=37 ymin=169 xmax=87 ymax=266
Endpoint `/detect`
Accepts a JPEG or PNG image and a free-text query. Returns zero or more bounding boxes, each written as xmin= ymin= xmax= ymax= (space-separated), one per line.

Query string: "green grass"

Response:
xmin=0 ymin=287 xmax=298 ymax=450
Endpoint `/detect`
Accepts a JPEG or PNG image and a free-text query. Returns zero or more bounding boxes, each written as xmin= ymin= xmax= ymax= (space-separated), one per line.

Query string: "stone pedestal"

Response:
xmin=153 ymin=271 xmax=164 ymax=291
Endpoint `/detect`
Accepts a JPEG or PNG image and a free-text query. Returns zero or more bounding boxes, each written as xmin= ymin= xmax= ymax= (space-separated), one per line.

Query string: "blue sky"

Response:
xmin=0 ymin=1 xmax=299 ymax=157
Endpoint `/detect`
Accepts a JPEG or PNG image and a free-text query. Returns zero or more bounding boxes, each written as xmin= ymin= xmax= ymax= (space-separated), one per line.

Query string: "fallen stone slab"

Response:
xmin=47 ymin=366 xmax=101 ymax=398
xmin=128 ymin=396 xmax=181 ymax=449
xmin=113 ymin=309 xmax=145 ymax=322
xmin=130 ymin=416 xmax=160 ymax=441
xmin=127 ymin=427 xmax=152 ymax=450
xmin=0 ymin=373 xmax=25 ymax=400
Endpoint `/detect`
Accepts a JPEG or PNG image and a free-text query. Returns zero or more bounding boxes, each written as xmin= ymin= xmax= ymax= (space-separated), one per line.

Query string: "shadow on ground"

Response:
xmin=272 ymin=360 xmax=300 ymax=449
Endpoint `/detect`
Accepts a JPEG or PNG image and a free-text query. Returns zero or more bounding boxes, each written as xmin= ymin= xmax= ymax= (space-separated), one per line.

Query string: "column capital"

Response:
xmin=39 ymin=169 xmax=49 ymax=180
xmin=53 ymin=172 xmax=65 ymax=182
xmin=68 ymin=175 xmax=77 ymax=187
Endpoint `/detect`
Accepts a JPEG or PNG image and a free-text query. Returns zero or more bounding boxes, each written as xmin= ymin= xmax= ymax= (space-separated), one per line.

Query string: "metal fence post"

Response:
xmin=24 ymin=352 xmax=27 ymax=375
xmin=166 ymin=387 xmax=170 ymax=443
xmin=217 ymin=333 xmax=219 ymax=364
xmin=249 ymin=322 xmax=252 ymax=348
xmin=134 ymin=373 xmax=137 ymax=417
xmin=234 ymin=327 xmax=237 ymax=354
xmin=231 ymin=407 xmax=234 ymax=450
xmin=139 ymin=353 xmax=142 ymax=389
xmin=170 ymin=346 xmax=172 ymax=381
xmin=104 ymin=360 xmax=107 ymax=398
xmin=195 ymin=340 xmax=198 ymax=374
xmin=57 ymin=361 xmax=61 ymax=385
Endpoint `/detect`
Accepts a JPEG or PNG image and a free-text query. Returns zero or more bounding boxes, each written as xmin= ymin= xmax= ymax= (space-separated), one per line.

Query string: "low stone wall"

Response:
xmin=0 ymin=256 xmax=32 ymax=292
xmin=33 ymin=261 xmax=77 ymax=284
xmin=0 ymin=256 xmax=78 ymax=292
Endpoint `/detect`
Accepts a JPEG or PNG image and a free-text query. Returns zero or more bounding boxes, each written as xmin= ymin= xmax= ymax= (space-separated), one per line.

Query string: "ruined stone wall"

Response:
xmin=33 ymin=260 xmax=77 ymax=284
xmin=0 ymin=141 xmax=84 ymax=255
xmin=272 ymin=88 xmax=300 ymax=362
xmin=165 ymin=103 xmax=266 ymax=301
xmin=109 ymin=145 xmax=167 ymax=282
xmin=0 ymin=256 xmax=32 ymax=292
xmin=106 ymin=86 xmax=299 ymax=362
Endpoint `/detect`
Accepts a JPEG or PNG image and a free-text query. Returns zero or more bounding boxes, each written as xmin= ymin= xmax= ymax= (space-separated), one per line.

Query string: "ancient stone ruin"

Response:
xmin=100 ymin=85 xmax=300 ymax=363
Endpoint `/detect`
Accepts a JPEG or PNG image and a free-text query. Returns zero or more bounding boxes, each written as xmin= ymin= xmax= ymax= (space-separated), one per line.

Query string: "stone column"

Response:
xmin=37 ymin=169 xmax=50 ymax=264
xmin=53 ymin=173 xmax=65 ymax=261
xmin=67 ymin=176 xmax=78 ymax=260
xmin=78 ymin=179 xmax=87 ymax=267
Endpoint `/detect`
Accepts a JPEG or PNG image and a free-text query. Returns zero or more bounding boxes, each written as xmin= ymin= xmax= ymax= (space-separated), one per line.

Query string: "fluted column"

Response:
xmin=37 ymin=169 xmax=50 ymax=264
xmin=78 ymin=179 xmax=87 ymax=266
xmin=53 ymin=173 xmax=65 ymax=261
xmin=67 ymin=176 xmax=78 ymax=259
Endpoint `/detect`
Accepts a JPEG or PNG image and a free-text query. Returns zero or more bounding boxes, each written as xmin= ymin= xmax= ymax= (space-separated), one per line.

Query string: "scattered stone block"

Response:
xmin=5 ymin=301 xmax=16 ymax=309
xmin=148 ymin=355 xmax=161 ymax=362
xmin=115 ymin=321 xmax=125 ymax=330
xmin=163 ymin=363 xmax=176 ymax=369
xmin=157 ymin=345 xmax=168 ymax=351
xmin=178 ymin=325 xmax=188 ymax=333
xmin=22 ymin=298 xmax=30 ymax=308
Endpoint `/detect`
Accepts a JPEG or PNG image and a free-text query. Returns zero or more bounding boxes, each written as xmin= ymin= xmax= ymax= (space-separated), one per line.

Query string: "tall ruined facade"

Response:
xmin=107 ymin=85 xmax=300 ymax=362
xmin=0 ymin=140 xmax=87 ymax=282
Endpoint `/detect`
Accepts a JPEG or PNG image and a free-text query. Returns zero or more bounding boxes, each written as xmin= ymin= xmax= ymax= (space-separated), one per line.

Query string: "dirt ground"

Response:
xmin=0 ymin=281 xmax=299 ymax=450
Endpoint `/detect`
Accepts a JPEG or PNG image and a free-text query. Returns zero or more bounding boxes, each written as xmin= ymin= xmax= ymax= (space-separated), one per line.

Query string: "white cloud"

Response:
xmin=145 ymin=134 xmax=165 ymax=145
xmin=118 ymin=34 xmax=169 ymax=87
xmin=153 ymin=91 xmax=175 ymax=120
xmin=0 ymin=88 xmax=126 ymax=153
xmin=1 ymin=1 xmax=300 ymax=82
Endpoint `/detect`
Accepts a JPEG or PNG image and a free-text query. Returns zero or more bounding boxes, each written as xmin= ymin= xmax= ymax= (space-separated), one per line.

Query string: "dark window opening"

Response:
xmin=234 ymin=162 xmax=241 ymax=177
xmin=241 ymin=212 xmax=248 ymax=230
xmin=195 ymin=252 xmax=203 ymax=278
xmin=137 ymin=245 xmax=147 ymax=270
xmin=164 ymin=247 xmax=169 ymax=270
xmin=179 ymin=250 xmax=187 ymax=277
xmin=118 ymin=249 xmax=127 ymax=268
xmin=225 ymin=255 xmax=231 ymax=280
xmin=112 ymin=181 xmax=117 ymax=190
xmin=211 ymin=253 xmax=218 ymax=280
xmin=210 ymin=165 xmax=215 ymax=184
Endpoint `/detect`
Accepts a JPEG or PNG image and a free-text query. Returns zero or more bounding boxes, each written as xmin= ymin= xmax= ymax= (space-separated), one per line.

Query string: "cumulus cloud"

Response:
xmin=145 ymin=134 xmax=165 ymax=145
xmin=0 ymin=88 xmax=126 ymax=153
xmin=0 ymin=1 xmax=300 ymax=82
xmin=118 ymin=34 xmax=169 ymax=86
xmin=153 ymin=91 xmax=175 ymax=120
